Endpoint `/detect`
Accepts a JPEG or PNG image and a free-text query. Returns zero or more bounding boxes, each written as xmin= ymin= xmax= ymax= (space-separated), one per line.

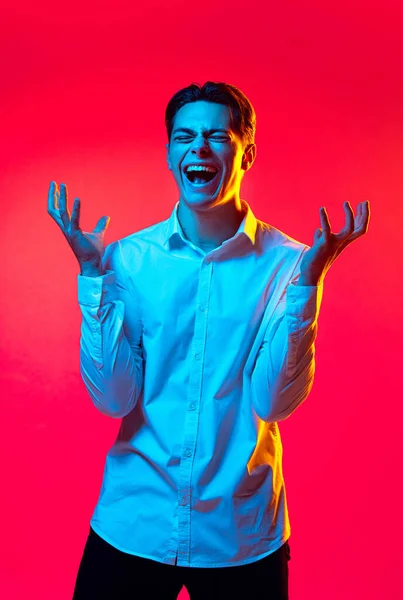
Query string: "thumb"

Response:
xmin=314 ymin=227 xmax=322 ymax=243
xmin=94 ymin=216 xmax=110 ymax=234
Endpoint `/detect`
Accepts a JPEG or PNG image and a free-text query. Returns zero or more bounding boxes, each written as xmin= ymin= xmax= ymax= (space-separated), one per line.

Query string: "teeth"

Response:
xmin=186 ymin=165 xmax=218 ymax=173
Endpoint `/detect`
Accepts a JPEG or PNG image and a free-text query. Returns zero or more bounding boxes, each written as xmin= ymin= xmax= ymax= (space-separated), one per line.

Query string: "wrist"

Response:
xmin=298 ymin=273 xmax=323 ymax=286
xmin=79 ymin=262 xmax=106 ymax=277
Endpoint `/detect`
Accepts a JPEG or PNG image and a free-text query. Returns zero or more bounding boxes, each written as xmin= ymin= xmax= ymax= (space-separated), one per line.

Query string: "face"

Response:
xmin=166 ymin=101 xmax=256 ymax=210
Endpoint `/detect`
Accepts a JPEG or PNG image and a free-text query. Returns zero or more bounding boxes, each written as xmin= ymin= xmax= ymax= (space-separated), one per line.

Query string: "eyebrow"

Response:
xmin=172 ymin=127 xmax=230 ymax=135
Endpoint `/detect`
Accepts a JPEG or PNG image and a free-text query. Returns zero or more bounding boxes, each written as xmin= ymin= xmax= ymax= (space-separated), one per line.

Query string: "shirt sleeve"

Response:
xmin=250 ymin=254 xmax=324 ymax=423
xmin=77 ymin=240 xmax=144 ymax=418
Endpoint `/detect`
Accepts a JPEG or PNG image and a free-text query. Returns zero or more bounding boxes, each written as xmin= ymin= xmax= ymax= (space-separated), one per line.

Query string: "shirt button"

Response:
xmin=184 ymin=449 xmax=192 ymax=457
xmin=92 ymin=290 xmax=100 ymax=297
xmin=189 ymin=403 xmax=196 ymax=410
xmin=200 ymin=304 xmax=206 ymax=312
xmin=195 ymin=353 xmax=201 ymax=361
xmin=180 ymin=496 xmax=188 ymax=506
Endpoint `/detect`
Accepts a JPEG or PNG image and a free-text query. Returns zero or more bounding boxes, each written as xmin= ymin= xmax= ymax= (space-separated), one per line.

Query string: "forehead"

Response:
xmin=172 ymin=101 xmax=233 ymax=132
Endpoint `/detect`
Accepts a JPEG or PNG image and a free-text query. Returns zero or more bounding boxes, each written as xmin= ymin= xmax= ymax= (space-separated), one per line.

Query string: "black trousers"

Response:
xmin=73 ymin=526 xmax=291 ymax=600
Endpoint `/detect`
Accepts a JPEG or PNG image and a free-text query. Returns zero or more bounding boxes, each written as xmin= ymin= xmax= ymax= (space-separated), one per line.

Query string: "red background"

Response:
xmin=1 ymin=1 xmax=401 ymax=598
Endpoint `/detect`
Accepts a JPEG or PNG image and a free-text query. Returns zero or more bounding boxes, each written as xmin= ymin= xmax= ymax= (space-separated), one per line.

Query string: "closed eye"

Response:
xmin=175 ymin=136 xmax=228 ymax=142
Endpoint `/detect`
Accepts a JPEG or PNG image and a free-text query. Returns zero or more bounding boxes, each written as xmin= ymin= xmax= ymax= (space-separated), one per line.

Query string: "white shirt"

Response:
xmin=77 ymin=198 xmax=323 ymax=567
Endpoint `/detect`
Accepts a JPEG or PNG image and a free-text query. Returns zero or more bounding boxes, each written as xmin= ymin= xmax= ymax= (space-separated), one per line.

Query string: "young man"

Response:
xmin=48 ymin=81 xmax=370 ymax=600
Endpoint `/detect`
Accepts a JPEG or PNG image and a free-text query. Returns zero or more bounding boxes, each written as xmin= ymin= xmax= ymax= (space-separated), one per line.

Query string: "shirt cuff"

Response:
xmin=77 ymin=269 xmax=117 ymax=307
xmin=287 ymin=280 xmax=324 ymax=320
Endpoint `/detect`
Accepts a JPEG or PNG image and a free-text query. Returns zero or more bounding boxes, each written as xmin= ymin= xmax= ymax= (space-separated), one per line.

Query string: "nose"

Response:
xmin=190 ymin=135 xmax=211 ymax=156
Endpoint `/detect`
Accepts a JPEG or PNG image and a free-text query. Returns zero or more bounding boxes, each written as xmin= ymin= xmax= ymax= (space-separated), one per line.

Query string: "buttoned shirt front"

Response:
xmin=77 ymin=198 xmax=323 ymax=567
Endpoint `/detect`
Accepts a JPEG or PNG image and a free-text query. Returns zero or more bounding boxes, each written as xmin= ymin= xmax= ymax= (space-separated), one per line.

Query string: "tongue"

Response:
xmin=193 ymin=176 xmax=208 ymax=184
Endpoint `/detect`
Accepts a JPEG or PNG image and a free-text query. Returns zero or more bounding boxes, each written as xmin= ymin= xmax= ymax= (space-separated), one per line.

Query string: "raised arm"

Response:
xmin=250 ymin=259 xmax=323 ymax=423
xmin=78 ymin=241 xmax=144 ymax=418
xmin=48 ymin=181 xmax=144 ymax=418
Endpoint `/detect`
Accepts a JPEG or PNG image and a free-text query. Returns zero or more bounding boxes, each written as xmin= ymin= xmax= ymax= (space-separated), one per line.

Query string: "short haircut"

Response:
xmin=165 ymin=81 xmax=256 ymax=150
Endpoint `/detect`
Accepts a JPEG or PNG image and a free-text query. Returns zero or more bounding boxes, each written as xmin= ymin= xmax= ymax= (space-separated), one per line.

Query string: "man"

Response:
xmin=48 ymin=81 xmax=370 ymax=600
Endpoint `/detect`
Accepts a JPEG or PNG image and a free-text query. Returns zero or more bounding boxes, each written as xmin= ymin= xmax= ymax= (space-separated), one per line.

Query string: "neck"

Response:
xmin=177 ymin=198 xmax=245 ymax=251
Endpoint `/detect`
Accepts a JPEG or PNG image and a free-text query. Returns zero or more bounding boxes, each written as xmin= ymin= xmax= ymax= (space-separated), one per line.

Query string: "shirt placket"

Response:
xmin=175 ymin=255 xmax=213 ymax=566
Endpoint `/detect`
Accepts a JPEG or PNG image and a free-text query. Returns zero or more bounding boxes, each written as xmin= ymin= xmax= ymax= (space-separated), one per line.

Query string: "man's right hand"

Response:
xmin=47 ymin=181 xmax=110 ymax=274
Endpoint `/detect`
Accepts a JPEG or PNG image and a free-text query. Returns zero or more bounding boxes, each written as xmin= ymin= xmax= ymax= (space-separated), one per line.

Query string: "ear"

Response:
xmin=166 ymin=143 xmax=172 ymax=171
xmin=241 ymin=143 xmax=257 ymax=171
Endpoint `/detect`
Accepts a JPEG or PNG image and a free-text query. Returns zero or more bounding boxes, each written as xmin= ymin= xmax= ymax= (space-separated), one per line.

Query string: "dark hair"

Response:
xmin=165 ymin=81 xmax=256 ymax=150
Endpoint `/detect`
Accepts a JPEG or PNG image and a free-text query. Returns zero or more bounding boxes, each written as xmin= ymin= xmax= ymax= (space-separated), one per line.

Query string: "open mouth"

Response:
xmin=183 ymin=167 xmax=220 ymax=189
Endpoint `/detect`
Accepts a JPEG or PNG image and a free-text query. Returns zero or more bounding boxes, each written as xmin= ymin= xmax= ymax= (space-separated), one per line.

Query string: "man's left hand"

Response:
xmin=298 ymin=200 xmax=371 ymax=286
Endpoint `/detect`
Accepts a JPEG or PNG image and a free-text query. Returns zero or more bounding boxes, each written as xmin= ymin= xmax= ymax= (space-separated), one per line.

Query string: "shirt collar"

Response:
xmin=164 ymin=199 xmax=258 ymax=250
